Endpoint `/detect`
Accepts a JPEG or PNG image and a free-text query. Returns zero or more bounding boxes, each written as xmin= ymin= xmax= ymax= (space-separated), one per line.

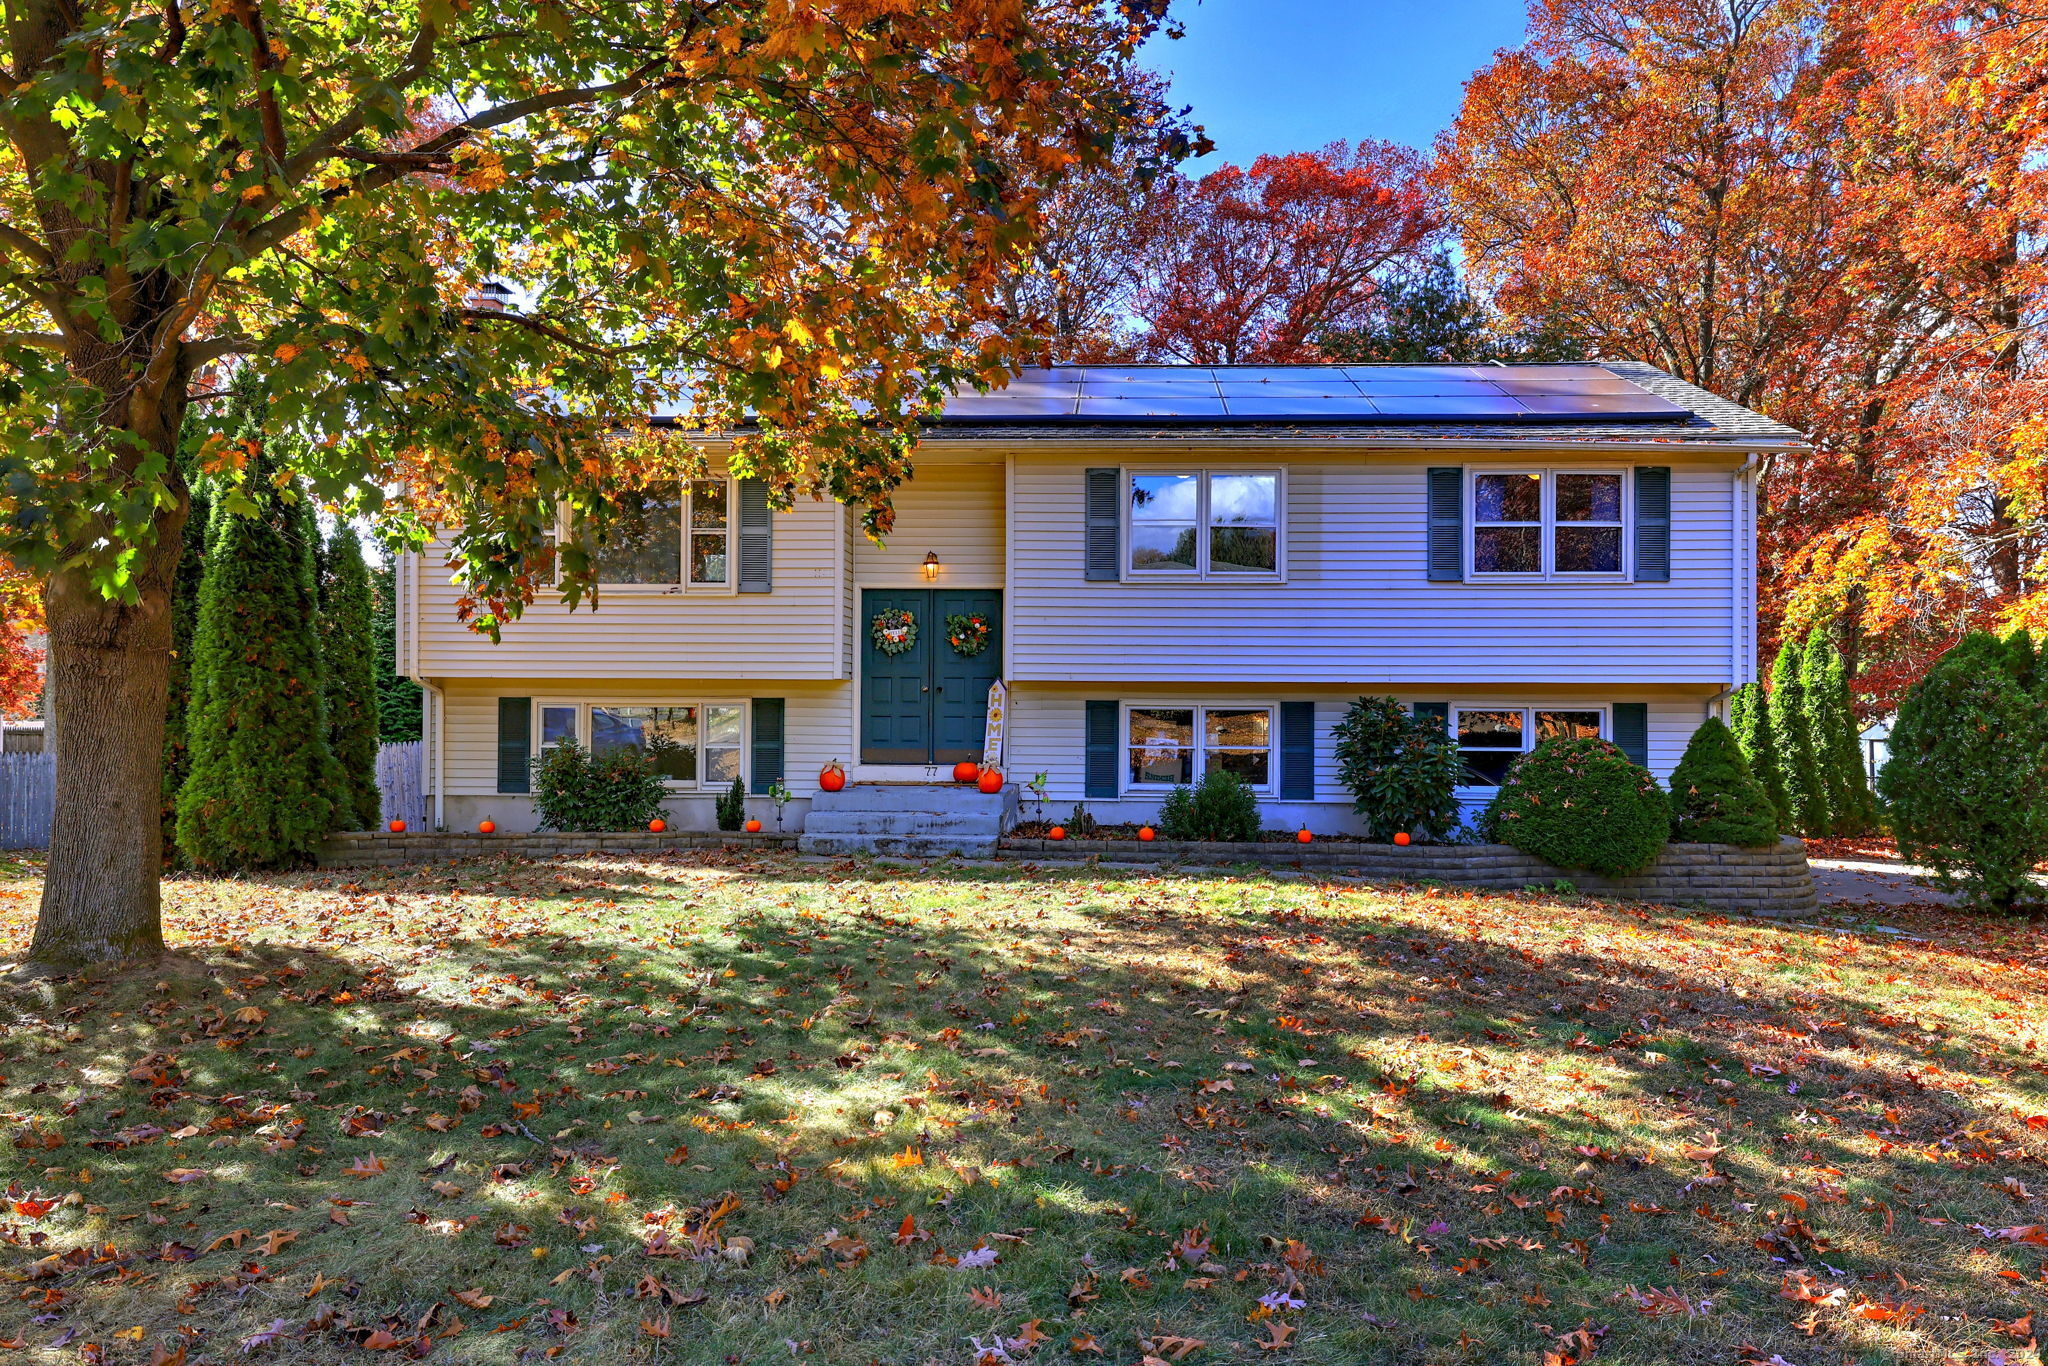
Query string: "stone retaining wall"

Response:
xmin=995 ymin=835 xmax=1817 ymax=918
xmin=317 ymin=830 xmax=798 ymax=868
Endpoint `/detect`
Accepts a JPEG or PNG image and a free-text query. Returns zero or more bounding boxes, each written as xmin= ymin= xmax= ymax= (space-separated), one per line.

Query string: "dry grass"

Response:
xmin=2 ymin=852 xmax=2046 ymax=1366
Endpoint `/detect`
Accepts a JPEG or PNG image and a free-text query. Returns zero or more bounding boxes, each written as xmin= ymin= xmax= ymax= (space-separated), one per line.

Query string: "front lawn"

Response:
xmin=3 ymin=854 xmax=2045 ymax=1365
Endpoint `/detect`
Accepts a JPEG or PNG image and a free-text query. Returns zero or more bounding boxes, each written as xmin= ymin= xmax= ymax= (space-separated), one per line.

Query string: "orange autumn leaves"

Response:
xmin=1437 ymin=0 xmax=2048 ymax=704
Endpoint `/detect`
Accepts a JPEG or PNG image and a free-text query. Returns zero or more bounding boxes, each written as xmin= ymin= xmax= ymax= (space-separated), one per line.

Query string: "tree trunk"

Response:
xmin=27 ymin=553 xmax=181 ymax=967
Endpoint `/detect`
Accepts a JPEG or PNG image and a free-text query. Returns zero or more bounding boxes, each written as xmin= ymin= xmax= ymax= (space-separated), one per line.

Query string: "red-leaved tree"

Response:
xmin=1133 ymin=141 xmax=1441 ymax=363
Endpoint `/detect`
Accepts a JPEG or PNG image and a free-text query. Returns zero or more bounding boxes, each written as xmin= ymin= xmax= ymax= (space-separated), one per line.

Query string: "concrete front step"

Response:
xmin=797 ymin=783 xmax=1016 ymax=858
xmin=809 ymin=785 xmax=1012 ymax=816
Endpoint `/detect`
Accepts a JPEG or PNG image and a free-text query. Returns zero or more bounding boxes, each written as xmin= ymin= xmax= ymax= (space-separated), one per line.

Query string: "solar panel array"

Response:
xmin=938 ymin=364 xmax=1693 ymax=424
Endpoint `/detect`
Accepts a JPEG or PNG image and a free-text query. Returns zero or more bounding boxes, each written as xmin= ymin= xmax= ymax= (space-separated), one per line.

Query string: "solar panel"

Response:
xmin=942 ymin=393 xmax=1078 ymax=419
xmin=1219 ymin=394 xmax=1383 ymax=418
xmin=1077 ymin=380 xmax=1222 ymax=398
xmin=933 ymin=364 xmax=1696 ymax=424
xmin=1075 ymin=395 xmax=1231 ymax=419
xmin=1214 ymin=380 xmax=1363 ymax=398
xmin=1516 ymin=393 xmax=1691 ymax=418
xmin=1366 ymin=396 xmax=1532 ymax=419
xmin=1350 ymin=378 xmax=1510 ymax=396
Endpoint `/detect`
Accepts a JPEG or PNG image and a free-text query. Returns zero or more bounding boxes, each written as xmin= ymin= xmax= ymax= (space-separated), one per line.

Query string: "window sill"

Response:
xmin=1463 ymin=574 xmax=1630 ymax=585
xmin=1118 ymin=573 xmax=1288 ymax=586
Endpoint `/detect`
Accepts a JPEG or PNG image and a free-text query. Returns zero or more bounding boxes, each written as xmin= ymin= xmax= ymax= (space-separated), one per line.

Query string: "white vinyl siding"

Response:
xmin=410 ymin=496 xmax=843 ymax=680
xmin=1008 ymin=453 xmax=1743 ymax=685
xmin=852 ymin=460 xmax=1005 ymax=587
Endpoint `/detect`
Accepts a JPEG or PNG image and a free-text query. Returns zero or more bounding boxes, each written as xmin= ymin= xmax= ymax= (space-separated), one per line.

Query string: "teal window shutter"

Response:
xmin=1426 ymin=468 xmax=1463 ymax=581
xmin=1633 ymin=467 xmax=1671 ymax=581
xmin=1412 ymin=701 xmax=1450 ymax=732
xmin=497 ymin=697 xmax=531 ymax=794
xmin=1278 ymin=701 xmax=1315 ymax=800
xmin=737 ymin=478 xmax=772 ymax=593
xmin=750 ymin=698 xmax=785 ymax=794
xmin=1613 ymin=703 xmax=1649 ymax=766
xmin=1084 ymin=469 xmax=1120 ymax=581
xmin=1084 ymin=700 xmax=1119 ymax=798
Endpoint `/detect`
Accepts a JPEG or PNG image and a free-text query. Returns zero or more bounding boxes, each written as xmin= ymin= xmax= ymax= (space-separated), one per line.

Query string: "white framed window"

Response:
xmin=1451 ymin=705 xmax=1607 ymax=787
xmin=576 ymin=478 xmax=734 ymax=589
xmin=1125 ymin=703 xmax=1275 ymax=791
xmin=536 ymin=700 xmax=748 ymax=788
xmin=1469 ymin=470 xmax=1626 ymax=579
xmin=1125 ymin=470 xmax=1283 ymax=579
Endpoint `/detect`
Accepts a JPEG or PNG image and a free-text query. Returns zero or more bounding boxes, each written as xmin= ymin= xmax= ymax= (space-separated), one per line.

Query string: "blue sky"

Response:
xmin=1143 ymin=0 xmax=1530 ymax=167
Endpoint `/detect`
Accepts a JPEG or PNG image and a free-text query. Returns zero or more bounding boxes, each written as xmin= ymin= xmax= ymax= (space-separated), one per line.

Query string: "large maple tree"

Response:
xmin=1132 ymin=140 xmax=1441 ymax=364
xmin=1437 ymin=0 xmax=2048 ymax=707
xmin=0 ymin=0 xmax=1187 ymax=967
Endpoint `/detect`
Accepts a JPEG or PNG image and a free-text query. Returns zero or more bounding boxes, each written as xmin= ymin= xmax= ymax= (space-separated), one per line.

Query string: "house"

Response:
xmin=392 ymin=361 xmax=1804 ymax=848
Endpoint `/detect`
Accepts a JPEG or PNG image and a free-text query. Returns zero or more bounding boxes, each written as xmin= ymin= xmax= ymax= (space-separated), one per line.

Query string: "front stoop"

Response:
xmin=798 ymin=784 xmax=1018 ymax=858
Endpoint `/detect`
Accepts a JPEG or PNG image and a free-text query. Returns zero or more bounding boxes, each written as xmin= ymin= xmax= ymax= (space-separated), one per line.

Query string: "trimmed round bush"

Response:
xmin=1481 ymin=737 xmax=1669 ymax=876
xmin=1880 ymin=631 xmax=2048 ymax=911
xmin=1667 ymin=717 xmax=1780 ymax=846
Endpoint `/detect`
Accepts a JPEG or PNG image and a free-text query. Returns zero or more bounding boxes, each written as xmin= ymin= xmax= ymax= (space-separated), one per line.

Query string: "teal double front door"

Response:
xmin=860 ymin=588 xmax=1002 ymax=766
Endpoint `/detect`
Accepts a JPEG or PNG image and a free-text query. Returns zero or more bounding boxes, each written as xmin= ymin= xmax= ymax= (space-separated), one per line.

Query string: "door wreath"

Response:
xmin=870 ymin=607 xmax=917 ymax=655
xmin=945 ymin=613 xmax=992 ymax=657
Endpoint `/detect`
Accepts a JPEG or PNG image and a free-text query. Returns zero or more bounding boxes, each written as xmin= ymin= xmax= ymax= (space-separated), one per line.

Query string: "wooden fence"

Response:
xmin=0 ymin=751 xmax=55 ymax=850
xmin=0 ymin=743 xmax=420 ymax=850
xmin=377 ymin=741 xmax=426 ymax=832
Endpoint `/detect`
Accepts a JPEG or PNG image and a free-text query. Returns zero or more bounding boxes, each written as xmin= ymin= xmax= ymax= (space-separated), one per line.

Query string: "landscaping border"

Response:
xmin=316 ymin=830 xmax=798 ymax=867
xmin=995 ymin=835 xmax=1818 ymax=917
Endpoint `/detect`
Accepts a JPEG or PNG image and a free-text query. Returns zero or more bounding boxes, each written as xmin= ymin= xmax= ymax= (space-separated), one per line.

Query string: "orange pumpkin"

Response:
xmin=479 ymin=819 xmax=496 ymax=835
xmin=1137 ymin=825 xmax=1155 ymax=842
xmin=387 ymin=819 xmax=406 ymax=834
xmin=648 ymin=817 xmax=667 ymax=833
xmin=1048 ymin=825 xmax=1066 ymax=841
xmin=976 ymin=767 xmax=1003 ymax=794
xmin=819 ymin=760 xmax=847 ymax=792
xmin=744 ymin=818 xmax=762 ymax=834
xmin=1393 ymin=831 xmax=1411 ymax=846
xmin=1297 ymin=826 xmax=1313 ymax=844
xmin=952 ymin=760 xmax=980 ymax=783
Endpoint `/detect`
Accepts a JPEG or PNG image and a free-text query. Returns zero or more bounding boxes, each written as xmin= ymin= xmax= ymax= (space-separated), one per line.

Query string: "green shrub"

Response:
xmin=318 ymin=523 xmax=383 ymax=831
xmin=1065 ymin=804 xmax=1098 ymax=837
xmin=1330 ymin=696 xmax=1462 ymax=842
xmin=1728 ymin=681 xmax=1792 ymax=829
xmin=1667 ymin=718 xmax=1779 ymax=846
xmin=715 ymin=776 xmax=747 ymax=831
xmin=1880 ymin=632 xmax=2048 ymax=911
xmin=174 ymin=398 xmax=341 ymax=871
xmin=1803 ymin=631 xmax=1876 ymax=836
xmin=1769 ymin=638 xmax=1827 ymax=836
xmin=1481 ymin=737 xmax=1669 ymax=876
xmin=1158 ymin=768 xmax=1260 ymax=841
xmin=532 ymin=738 xmax=674 ymax=832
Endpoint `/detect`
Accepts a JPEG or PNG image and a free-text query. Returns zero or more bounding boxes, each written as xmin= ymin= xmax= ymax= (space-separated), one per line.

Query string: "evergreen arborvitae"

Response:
xmin=1729 ymin=681 xmax=1792 ymax=829
xmin=371 ymin=558 xmax=423 ymax=742
xmin=1667 ymin=717 xmax=1780 ymax=846
xmin=319 ymin=524 xmax=383 ymax=830
xmin=1818 ymin=639 xmax=1878 ymax=835
xmin=175 ymin=403 xmax=339 ymax=870
xmin=160 ymin=395 xmax=222 ymax=862
xmin=1800 ymin=632 xmax=1861 ymax=836
xmin=1768 ymin=637 xmax=1827 ymax=836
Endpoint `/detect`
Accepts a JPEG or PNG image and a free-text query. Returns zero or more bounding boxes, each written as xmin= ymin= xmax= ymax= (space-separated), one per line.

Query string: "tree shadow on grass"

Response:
xmin=5 ymin=854 xmax=2045 ymax=1364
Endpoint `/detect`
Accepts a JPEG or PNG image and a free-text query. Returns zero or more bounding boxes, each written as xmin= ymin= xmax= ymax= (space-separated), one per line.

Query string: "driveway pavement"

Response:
xmin=1807 ymin=855 xmax=1956 ymax=907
